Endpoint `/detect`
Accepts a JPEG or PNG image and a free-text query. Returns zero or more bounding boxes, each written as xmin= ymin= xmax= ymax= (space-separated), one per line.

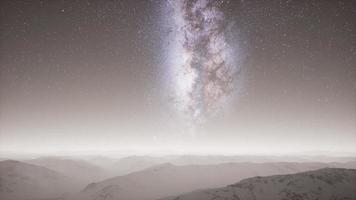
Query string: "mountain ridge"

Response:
xmin=0 ymin=160 xmax=77 ymax=200
xmin=162 ymin=168 xmax=356 ymax=200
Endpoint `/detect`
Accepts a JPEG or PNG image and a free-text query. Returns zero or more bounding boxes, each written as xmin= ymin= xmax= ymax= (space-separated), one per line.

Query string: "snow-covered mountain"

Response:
xmin=162 ymin=168 xmax=356 ymax=200
xmin=0 ymin=160 xmax=77 ymax=200
xmin=74 ymin=162 xmax=337 ymax=200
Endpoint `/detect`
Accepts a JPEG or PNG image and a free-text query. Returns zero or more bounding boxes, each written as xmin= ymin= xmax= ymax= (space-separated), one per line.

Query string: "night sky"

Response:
xmin=0 ymin=0 xmax=355 ymax=155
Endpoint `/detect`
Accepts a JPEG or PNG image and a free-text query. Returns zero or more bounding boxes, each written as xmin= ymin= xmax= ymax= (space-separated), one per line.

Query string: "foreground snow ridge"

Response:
xmin=163 ymin=168 xmax=356 ymax=200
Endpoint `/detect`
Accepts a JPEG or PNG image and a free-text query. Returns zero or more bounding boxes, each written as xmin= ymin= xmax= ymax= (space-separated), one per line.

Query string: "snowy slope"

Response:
xmin=162 ymin=168 xmax=356 ymax=200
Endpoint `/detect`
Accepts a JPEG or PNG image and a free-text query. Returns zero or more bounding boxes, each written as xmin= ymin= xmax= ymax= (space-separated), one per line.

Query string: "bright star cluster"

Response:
xmin=166 ymin=0 xmax=240 ymax=124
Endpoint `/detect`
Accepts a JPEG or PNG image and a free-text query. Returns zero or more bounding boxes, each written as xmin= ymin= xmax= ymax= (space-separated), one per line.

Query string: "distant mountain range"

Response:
xmin=162 ymin=168 xmax=356 ymax=200
xmin=27 ymin=157 xmax=113 ymax=184
xmin=74 ymin=162 xmax=355 ymax=200
xmin=81 ymin=154 xmax=356 ymax=176
xmin=1 ymin=156 xmax=356 ymax=200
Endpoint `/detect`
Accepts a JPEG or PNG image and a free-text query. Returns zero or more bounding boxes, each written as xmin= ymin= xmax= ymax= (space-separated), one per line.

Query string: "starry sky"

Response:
xmin=0 ymin=0 xmax=355 ymax=155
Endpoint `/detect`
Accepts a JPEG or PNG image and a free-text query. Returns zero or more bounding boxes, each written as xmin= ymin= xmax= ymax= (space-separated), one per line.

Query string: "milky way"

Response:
xmin=167 ymin=0 xmax=240 ymax=124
